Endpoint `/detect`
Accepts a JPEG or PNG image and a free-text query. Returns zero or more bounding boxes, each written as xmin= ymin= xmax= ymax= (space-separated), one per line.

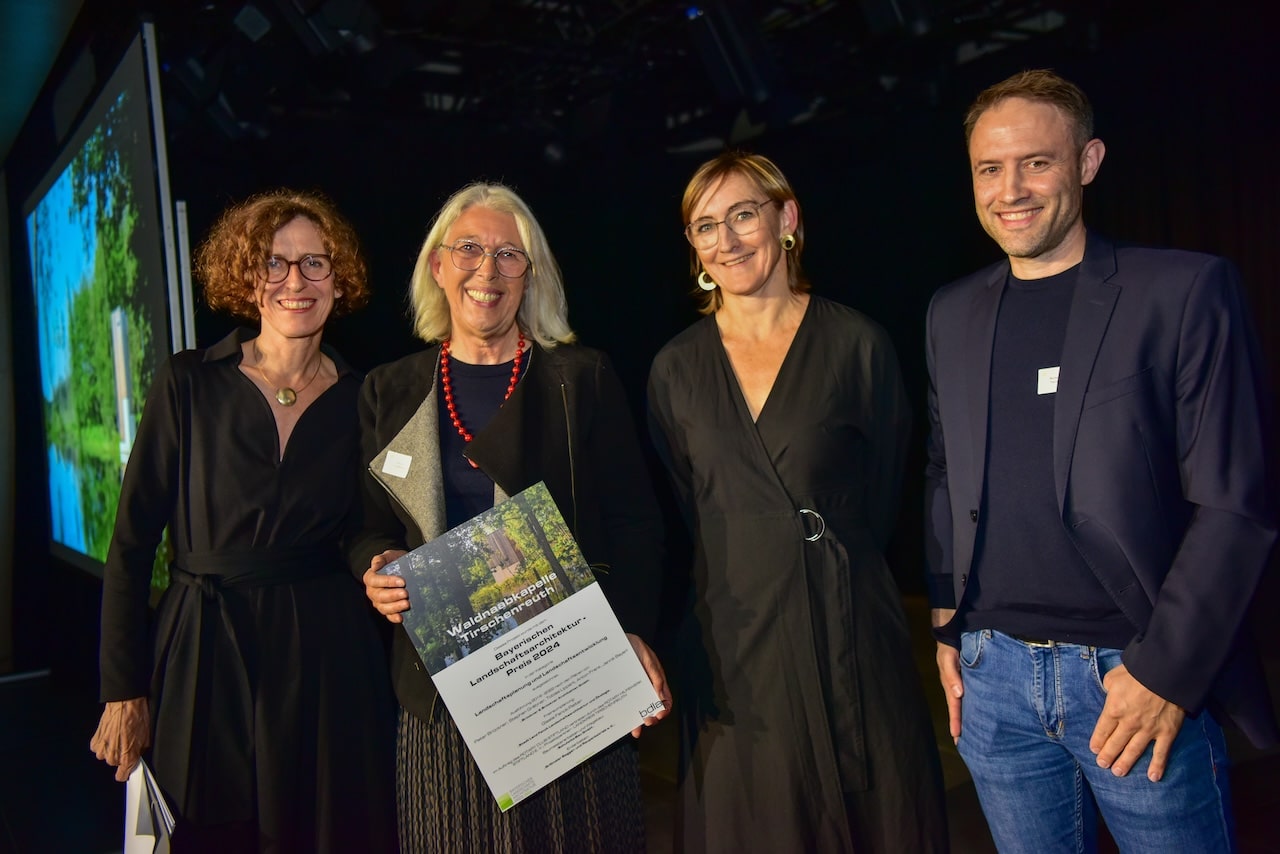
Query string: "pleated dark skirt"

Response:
xmin=396 ymin=704 xmax=646 ymax=853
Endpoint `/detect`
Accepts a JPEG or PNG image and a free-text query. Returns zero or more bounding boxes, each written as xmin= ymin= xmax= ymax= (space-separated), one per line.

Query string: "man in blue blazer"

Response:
xmin=925 ymin=68 xmax=1278 ymax=851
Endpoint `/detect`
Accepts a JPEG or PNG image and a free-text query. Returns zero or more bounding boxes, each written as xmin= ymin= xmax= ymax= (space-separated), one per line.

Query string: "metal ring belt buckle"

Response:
xmin=798 ymin=508 xmax=825 ymax=542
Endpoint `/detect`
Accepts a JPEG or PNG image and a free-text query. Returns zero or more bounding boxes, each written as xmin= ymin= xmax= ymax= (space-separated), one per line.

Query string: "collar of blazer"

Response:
xmin=368 ymin=342 xmax=559 ymax=538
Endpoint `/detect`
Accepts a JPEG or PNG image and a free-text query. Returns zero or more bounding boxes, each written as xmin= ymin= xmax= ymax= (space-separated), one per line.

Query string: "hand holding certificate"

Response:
xmin=377 ymin=481 xmax=667 ymax=811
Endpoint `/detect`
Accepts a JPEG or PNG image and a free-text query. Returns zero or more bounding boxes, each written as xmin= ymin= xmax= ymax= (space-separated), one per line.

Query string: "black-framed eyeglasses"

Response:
xmin=260 ymin=254 xmax=333 ymax=283
xmin=684 ymin=200 xmax=777 ymax=249
xmin=440 ymin=241 xmax=531 ymax=278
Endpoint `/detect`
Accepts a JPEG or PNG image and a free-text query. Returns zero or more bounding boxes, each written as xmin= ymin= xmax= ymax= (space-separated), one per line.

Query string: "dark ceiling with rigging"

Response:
xmin=140 ymin=0 xmax=1112 ymax=162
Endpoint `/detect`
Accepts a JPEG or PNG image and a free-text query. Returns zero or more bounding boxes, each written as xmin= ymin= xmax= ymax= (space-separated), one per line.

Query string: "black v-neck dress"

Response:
xmin=647 ymin=296 xmax=947 ymax=852
xmin=99 ymin=329 xmax=396 ymax=851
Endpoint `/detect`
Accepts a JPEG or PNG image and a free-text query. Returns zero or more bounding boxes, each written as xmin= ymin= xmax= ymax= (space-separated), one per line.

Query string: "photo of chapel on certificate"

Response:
xmin=377 ymin=481 xmax=663 ymax=811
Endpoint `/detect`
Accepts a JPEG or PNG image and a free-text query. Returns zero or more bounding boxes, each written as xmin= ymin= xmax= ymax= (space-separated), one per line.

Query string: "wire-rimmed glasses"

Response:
xmin=260 ymin=254 xmax=333 ymax=283
xmin=440 ymin=240 xmax=531 ymax=278
xmin=684 ymin=200 xmax=777 ymax=249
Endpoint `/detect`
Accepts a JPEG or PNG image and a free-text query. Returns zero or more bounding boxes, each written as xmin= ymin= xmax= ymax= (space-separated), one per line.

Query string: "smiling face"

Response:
xmin=689 ymin=171 xmax=797 ymax=301
xmin=256 ymin=215 xmax=338 ymax=342
xmin=430 ymin=205 xmax=527 ymax=352
xmin=969 ymin=97 xmax=1105 ymax=278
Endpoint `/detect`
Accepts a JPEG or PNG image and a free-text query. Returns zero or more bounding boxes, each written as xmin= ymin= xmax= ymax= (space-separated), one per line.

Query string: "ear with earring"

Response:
xmin=781 ymin=234 xmax=796 ymax=251
xmin=697 ymin=270 xmax=718 ymax=291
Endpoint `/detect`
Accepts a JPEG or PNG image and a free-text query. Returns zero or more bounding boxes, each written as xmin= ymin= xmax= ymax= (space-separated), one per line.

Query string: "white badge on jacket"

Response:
xmin=1037 ymin=366 xmax=1060 ymax=395
xmin=383 ymin=450 xmax=412 ymax=478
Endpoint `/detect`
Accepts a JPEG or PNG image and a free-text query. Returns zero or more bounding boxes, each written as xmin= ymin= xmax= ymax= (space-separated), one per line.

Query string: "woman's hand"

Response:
xmin=626 ymin=634 xmax=673 ymax=738
xmin=90 ymin=698 xmax=151 ymax=782
xmin=363 ymin=549 xmax=410 ymax=623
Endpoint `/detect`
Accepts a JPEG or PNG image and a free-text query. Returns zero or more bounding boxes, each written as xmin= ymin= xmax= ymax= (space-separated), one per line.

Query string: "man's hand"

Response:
xmin=1089 ymin=663 xmax=1185 ymax=781
xmin=363 ymin=549 xmax=409 ymax=623
xmin=90 ymin=698 xmax=151 ymax=782
xmin=936 ymin=643 xmax=964 ymax=742
xmin=932 ymin=608 xmax=962 ymax=742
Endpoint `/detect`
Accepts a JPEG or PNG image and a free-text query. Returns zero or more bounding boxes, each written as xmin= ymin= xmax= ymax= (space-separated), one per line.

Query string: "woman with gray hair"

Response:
xmin=353 ymin=182 xmax=670 ymax=852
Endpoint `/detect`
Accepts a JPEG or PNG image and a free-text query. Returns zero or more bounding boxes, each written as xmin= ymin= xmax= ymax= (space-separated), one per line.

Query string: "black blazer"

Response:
xmin=924 ymin=233 xmax=1278 ymax=747
xmin=349 ymin=341 xmax=664 ymax=721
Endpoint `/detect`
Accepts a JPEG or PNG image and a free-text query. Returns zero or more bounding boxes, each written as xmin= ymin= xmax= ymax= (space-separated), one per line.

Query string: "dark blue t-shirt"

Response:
xmin=437 ymin=350 xmax=530 ymax=529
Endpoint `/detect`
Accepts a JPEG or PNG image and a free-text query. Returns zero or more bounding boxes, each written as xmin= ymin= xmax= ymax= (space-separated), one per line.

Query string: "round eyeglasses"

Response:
xmin=684 ymin=200 xmax=777 ymax=250
xmin=440 ymin=241 xmax=531 ymax=278
xmin=260 ymin=254 xmax=333 ymax=283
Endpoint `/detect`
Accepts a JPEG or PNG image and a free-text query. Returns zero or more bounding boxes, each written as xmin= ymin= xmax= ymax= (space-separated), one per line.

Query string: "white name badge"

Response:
xmin=1037 ymin=366 xmax=1060 ymax=395
xmin=382 ymin=450 xmax=412 ymax=478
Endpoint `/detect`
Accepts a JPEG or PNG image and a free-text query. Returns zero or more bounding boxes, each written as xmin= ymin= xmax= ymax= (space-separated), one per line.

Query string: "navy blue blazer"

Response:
xmin=924 ymin=232 xmax=1279 ymax=748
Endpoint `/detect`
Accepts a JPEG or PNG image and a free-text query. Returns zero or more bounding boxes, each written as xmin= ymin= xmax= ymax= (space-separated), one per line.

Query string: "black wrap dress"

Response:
xmin=99 ymin=329 xmax=396 ymax=851
xmin=647 ymin=296 xmax=947 ymax=852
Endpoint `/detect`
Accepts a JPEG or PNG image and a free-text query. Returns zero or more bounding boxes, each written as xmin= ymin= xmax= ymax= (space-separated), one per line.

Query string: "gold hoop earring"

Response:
xmin=697 ymin=271 xmax=718 ymax=291
xmin=781 ymin=234 xmax=797 ymax=251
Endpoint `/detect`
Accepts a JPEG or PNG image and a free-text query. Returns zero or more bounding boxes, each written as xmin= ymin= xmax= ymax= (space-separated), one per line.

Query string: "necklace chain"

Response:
xmin=440 ymin=333 xmax=525 ymax=465
xmin=253 ymin=342 xmax=323 ymax=407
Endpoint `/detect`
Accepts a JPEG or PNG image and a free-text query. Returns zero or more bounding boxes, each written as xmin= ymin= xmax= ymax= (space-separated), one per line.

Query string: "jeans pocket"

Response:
xmin=959 ymin=630 xmax=986 ymax=668
xmin=1091 ymin=647 xmax=1124 ymax=692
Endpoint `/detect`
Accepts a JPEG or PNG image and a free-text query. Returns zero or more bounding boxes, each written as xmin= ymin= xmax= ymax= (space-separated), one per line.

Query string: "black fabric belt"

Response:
xmin=1011 ymin=634 xmax=1058 ymax=647
xmin=171 ymin=544 xmax=340 ymax=595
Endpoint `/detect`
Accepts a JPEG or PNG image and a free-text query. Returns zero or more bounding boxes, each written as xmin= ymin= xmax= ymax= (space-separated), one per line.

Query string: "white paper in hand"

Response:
xmin=124 ymin=760 xmax=174 ymax=854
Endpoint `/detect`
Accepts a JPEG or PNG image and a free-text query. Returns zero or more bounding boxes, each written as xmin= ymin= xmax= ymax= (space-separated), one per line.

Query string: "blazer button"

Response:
xmin=961 ymin=574 xmax=968 ymax=586
xmin=969 ymin=509 xmax=978 ymax=522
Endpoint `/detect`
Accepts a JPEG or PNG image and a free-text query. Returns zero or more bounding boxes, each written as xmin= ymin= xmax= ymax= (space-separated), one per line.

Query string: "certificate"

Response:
xmin=379 ymin=481 xmax=663 ymax=811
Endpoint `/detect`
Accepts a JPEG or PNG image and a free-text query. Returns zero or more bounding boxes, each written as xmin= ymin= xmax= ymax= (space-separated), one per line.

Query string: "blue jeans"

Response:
xmin=957 ymin=630 xmax=1235 ymax=853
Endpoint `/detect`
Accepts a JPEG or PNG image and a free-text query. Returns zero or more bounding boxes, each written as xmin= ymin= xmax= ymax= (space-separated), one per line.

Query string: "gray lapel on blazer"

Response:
xmin=369 ymin=364 xmax=447 ymax=542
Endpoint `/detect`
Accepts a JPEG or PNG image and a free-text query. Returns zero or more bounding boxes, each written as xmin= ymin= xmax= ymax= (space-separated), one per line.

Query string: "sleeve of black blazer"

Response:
xmin=1121 ymin=257 xmax=1278 ymax=714
xmin=923 ymin=291 xmax=958 ymax=612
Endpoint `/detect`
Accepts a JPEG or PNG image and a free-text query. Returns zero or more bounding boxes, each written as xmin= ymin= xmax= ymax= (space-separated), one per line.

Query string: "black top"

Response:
xmin=439 ymin=353 xmax=531 ymax=528
xmin=100 ymin=328 xmax=366 ymax=697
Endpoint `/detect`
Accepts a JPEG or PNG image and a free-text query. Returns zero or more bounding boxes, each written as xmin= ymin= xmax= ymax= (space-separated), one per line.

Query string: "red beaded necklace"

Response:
xmin=440 ymin=331 xmax=525 ymax=464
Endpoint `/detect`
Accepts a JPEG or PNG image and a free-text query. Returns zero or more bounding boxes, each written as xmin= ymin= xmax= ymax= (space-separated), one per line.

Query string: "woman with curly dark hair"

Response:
xmin=90 ymin=189 xmax=396 ymax=852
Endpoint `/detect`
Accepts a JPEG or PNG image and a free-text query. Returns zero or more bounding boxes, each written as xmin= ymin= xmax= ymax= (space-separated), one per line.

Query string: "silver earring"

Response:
xmin=781 ymin=234 xmax=796 ymax=251
xmin=697 ymin=271 xmax=717 ymax=291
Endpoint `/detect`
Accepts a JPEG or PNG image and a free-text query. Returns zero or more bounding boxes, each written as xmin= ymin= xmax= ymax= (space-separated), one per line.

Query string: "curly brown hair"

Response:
xmin=194 ymin=188 xmax=370 ymax=322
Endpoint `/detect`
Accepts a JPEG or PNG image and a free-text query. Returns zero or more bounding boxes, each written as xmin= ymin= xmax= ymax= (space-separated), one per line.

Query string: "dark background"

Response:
xmin=6 ymin=0 xmax=1279 ymax=699
xmin=1 ymin=0 xmax=1277 ymax=848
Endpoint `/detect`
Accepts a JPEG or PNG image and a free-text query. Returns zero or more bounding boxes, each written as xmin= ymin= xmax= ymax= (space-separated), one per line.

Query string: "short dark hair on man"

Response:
xmin=963 ymin=69 xmax=1094 ymax=152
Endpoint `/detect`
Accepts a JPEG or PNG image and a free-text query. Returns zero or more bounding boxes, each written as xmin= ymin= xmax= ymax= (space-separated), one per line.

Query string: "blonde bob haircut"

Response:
xmin=409 ymin=182 xmax=576 ymax=348
xmin=681 ymin=150 xmax=808 ymax=315
xmin=195 ymin=188 xmax=370 ymax=322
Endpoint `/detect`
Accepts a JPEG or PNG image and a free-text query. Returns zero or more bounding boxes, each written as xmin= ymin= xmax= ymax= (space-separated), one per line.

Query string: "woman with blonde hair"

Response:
xmin=648 ymin=152 xmax=947 ymax=852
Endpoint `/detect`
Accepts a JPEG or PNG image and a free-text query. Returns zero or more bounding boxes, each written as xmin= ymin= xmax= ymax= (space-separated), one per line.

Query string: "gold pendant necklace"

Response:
xmin=253 ymin=342 xmax=322 ymax=406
